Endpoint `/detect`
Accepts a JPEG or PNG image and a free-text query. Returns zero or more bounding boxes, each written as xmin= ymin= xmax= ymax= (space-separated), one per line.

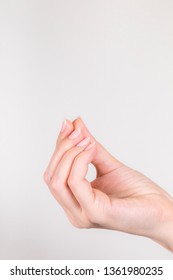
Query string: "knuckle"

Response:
xmin=49 ymin=176 xmax=61 ymax=192
xmin=56 ymin=138 xmax=70 ymax=150
xmin=63 ymin=146 xmax=81 ymax=162
xmin=49 ymin=180 xmax=57 ymax=192
xmin=67 ymin=174 xmax=77 ymax=187
xmin=43 ymin=171 xmax=50 ymax=185
xmin=74 ymin=154 xmax=82 ymax=165
xmin=63 ymin=149 xmax=74 ymax=161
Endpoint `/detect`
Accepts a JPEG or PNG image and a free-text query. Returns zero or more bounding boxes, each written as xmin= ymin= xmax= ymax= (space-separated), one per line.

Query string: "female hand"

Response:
xmin=43 ymin=117 xmax=173 ymax=252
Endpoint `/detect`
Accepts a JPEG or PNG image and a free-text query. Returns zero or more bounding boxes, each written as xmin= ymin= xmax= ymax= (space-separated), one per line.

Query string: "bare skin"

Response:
xmin=43 ymin=117 xmax=173 ymax=253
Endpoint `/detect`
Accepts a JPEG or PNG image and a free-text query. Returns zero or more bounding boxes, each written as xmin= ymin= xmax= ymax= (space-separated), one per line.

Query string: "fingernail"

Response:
xmin=85 ymin=142 xmax=96 ymax=151
xmin=76 ymin=137 xmax=90 ymax=147
xmin=60 ymin=119 xmax=67 ymax=133
xmin=68 ymin=127 xmax=81 ymax=140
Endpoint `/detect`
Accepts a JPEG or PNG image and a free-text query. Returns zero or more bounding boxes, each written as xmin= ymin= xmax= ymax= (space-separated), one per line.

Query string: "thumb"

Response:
xmin=73 ymin=117 xmax=123 ymax=176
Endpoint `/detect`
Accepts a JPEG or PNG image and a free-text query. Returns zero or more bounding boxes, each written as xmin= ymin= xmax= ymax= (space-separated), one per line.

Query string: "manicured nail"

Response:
xmin=60 ymin=119 xmax=67 ymax=133
xmin=68 ymin=127 xmax=81 ymax=140
xmin=76 ymin=137 xmax=90 ymax=147
xmin=85 ymin=142 xmax=96 ymax=151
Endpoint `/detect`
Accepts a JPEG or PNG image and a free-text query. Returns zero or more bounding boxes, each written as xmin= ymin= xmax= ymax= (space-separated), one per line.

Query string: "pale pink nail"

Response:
xmin=68 ymin=127 xmax=81 ymax=140
xmin=85 ymin=142 xmax=96 ymax=151
xmin=60 ymin=119 xmax=67 ymax=133
xmin=76 ymin=137 xmax=90 ymax=147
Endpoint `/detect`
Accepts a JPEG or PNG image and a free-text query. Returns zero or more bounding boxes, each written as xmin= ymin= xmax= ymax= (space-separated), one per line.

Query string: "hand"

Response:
xmin=43 ymin=117 xmax=173 ymax=252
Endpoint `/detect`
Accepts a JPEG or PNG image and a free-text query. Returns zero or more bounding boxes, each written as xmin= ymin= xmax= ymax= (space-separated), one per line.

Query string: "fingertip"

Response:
xmin=73 ymin=115 xmax=83 ymax=123
xmin=60 ymin=119 xmax=67 ymax=133
xmin=73 ymin=117 xmax=96 ymax=144
xmin=59 ymin=118 xmax=73 ymax=135
xmin=63 ymin=119 xmax=73 ymax=132
xmin=73 ymin=116 xmax=85 ymax=126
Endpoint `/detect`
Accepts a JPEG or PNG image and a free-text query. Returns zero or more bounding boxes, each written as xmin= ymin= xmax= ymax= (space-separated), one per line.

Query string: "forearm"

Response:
xmin=151 ymin=196 xmax=173 ymax=253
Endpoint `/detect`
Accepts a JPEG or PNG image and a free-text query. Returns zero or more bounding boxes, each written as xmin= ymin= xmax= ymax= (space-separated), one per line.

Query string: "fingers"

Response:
xmin=49 ymin=137 xmax=96 ymax=228
xmin=57 ymin=119 xmax=73 ymax=143
xmin=67 ymin=142 xmax=97 ymax=210
xmin=43 ymin=116 xmax=120 ymax=228
xmin=48 ymin=136 xmax=98 ymax=228
xmin=66 ymin=141 xmax=110 ymax=227
xmin=49 ymin=137 xmax=91 ymax=215
xmin=73 ymin=117 xmax=123 ymax=176
xmin=44 ymin=117 xmax=97 ymax=227
xmin=44 ymin=118 xmax=85 ymax=184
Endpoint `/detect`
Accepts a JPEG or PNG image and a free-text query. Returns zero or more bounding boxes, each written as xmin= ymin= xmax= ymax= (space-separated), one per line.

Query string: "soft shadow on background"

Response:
xmin=0 ymin=0 xmax=173 ymax=259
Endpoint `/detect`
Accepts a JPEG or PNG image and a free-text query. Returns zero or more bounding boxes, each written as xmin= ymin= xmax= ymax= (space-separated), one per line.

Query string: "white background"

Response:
xmin=0 ymin=0 xmax=173 ymax=259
